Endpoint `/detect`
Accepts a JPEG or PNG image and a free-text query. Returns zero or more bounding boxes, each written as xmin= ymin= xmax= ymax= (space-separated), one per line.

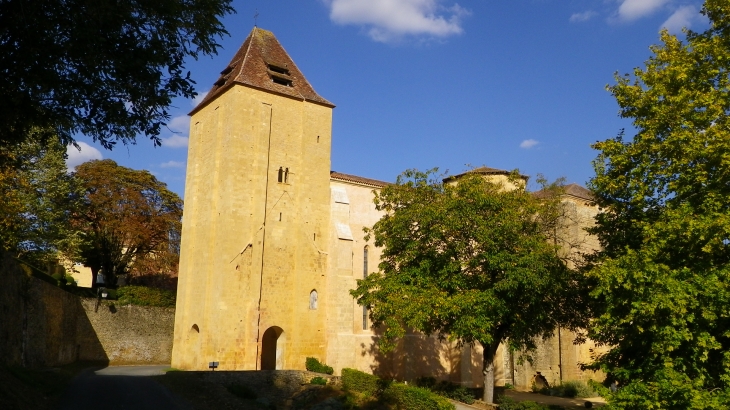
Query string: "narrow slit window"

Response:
xmin=363 ymin=247 xmax=369 ymax=278
xmin=317 ymin=136 xmax=320 ymax=143
xmin=362 ymin=306 xmax=368 ymax=330
xmin=310 ymin=290 xmax=318 ymax=310
xmin=279 ymin=212 xmax=282 ymax=221
xmin=277 ymin=167 xmax=283 ymax=183
xmin=284 ymin=168 xmax=289 ymax=183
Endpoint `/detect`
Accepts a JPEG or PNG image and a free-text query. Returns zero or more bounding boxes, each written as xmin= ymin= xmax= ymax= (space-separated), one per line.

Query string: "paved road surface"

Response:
xmin=55 ymin=365 xmax=192 ymax=410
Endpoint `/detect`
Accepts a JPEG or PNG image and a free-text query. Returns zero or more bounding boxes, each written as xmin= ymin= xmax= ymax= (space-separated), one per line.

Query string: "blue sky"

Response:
xmin=66 ymin=0 xmax=709 ymax=196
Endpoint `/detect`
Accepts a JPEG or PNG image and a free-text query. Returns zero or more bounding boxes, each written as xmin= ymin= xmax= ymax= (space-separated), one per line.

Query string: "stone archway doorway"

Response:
xmin=261 ymin=326 xmax=285 ymax=370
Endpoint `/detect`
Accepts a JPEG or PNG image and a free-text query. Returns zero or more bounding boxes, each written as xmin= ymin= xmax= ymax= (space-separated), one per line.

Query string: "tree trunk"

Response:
xmin=482 ymin=341 xmax=500 ymax=404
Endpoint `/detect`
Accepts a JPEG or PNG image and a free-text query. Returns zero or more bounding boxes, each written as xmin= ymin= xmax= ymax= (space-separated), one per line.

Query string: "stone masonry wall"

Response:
xmin=81 ymin=298 xmax=174 ymax=365
xmin=0 ymin=252 xmax=174 ymax=368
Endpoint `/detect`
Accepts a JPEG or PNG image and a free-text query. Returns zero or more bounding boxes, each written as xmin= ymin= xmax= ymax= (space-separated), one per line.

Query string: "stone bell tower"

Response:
xmin=172 ymin=27 xmax=335 ymax=370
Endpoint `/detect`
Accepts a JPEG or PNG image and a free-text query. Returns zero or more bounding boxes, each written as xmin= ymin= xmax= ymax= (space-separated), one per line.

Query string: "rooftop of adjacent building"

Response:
xmin=332 ymin=167 xmax=594 ymax=203
xmin=191 ymin=27 xmax=333 ymax=115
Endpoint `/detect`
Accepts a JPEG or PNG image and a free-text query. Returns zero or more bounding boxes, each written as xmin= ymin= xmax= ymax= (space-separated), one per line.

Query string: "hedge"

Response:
xmin=116 ymin=285 xmax=176 ymax=308
xmin=342 ymin=368 xmax=455 ymax=410
xmin=341 ymin=368 xmax=380 ymax=396
xmin=305 ymin=357 xmax=334 ymax=375
xmin=384 ymin=383 xmax=455 ymax=410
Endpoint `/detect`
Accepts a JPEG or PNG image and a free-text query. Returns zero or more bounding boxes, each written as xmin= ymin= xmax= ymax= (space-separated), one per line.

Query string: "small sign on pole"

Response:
xmin=209 ymin=361 xmax=219 ymax=371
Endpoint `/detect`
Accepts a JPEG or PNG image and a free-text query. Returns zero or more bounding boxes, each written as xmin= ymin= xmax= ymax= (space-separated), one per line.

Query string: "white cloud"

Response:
xmin=192 ymin=89 xmax=209 ymax=107
xmin=160 ymin=160 xmax=185 ymax=169
xmin=161 ymin=135 xmax=189 ymax=148
xmin=520 ymin=139 xmax=539 ymax=149
xmin=661 ymin=5 xmax=700 ymax=33
xmin=161 ymin=115 xmax=190 ymax=148
xmin=325 ymin=0 xmax=470 ymax=43
xmin=617 ymin=0 xmax=670 ymax=22
xmin=66 ymin=142 xmax=102 ymax=172
xmin=167 ymin=115 xmax=190 ymax=135
xmin=570 ymin=11 xmax=598 ymax=23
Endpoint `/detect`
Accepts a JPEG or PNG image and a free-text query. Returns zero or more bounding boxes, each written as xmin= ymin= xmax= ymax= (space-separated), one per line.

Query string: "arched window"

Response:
xmin=309 ymin=290 xmax=318 ymax=310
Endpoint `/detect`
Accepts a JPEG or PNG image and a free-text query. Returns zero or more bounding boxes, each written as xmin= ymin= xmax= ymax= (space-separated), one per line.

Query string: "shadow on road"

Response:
xmin=55 ymin=365 xmax=193 ymax=410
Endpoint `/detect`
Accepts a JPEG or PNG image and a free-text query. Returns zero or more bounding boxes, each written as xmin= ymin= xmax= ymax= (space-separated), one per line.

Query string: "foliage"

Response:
xmin=0 ymin=139 xmax=83 ymax=261
xmin=497 ymin=397 xmax=564 ymax=410
xmin=383 ymin=383 xmax=455 ymax=410
xmin=351 ymin=168 xmax=588 ymax=403
xmin=414 ymin=376 xmax=475 ymax=404
xmin=305 ymin=357 xmax=334 ymax=375
xmin=116 ymin=285 xmax=176 ymax=308
xmin=310 ymin=376 xmax=328 ymax=386
xmin=73 ymin=159 xmax=183 ymax=287
xmin=0 ymin=0 xmax=234 ymax=148
xmin=226 ymin=383 xmax=257 ymax=400
xmin=0 ymin=149 xmax=27 ymax=251
xmin=341 ymin=368 xmax=380 ymax=397
xmin=587 ymin=1 xmax=730 ymax=408
xmin=561 ymin=381 xmax=596 ymax=398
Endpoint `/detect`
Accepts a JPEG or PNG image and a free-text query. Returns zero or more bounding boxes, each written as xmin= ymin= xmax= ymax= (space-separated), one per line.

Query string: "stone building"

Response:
xmin=171 ymin=27 xmax=603 ymax=389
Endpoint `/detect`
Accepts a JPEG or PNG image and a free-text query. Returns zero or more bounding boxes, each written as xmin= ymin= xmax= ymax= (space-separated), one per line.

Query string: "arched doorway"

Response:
xmin=260 ymin=326 xmax=285 ymax=370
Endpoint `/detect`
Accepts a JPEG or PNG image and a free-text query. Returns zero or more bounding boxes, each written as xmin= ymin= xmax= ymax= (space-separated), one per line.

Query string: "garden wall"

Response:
xmin=0 ymin=252 xmax=174 ymax=368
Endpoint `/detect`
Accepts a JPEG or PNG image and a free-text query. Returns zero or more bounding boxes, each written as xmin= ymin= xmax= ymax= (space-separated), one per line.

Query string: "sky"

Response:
xmin=66 ymin=0 xmax=709 ymax=197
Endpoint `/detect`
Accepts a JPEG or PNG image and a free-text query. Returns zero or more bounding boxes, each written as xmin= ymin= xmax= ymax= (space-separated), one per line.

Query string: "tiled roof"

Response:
xmin=190 ymin=27 xmax=333 ymax=115
xmin=330 ymin=171 xmax=390 ymax=188
xmin=443 ymin=166 xmax=529 ymax=183
xmin=563 ymin=183 xmax=595 ymax=201
xmin=533 ymin=183 xmax=595 ymax=202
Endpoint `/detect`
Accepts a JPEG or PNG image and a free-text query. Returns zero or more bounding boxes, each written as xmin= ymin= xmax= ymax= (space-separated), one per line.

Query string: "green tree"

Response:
xmin=0 ymin=138 xmax=82 ymax=262
xmin=73 ymin=160 xmax=183 ymax=287
xmin=0 ymin=0 xmax=234 ymax=148
xmin=588 ymin=1 xmax=730 ymax=408
xmin=351 ymin=169 xmax=586 ymax=403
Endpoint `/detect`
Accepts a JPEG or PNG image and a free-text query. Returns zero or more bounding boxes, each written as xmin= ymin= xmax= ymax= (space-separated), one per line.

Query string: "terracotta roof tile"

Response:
xmin=443 ymin=166 xmax=529 ymax=182
xmin=563 ymin=183 xmax=595 ymax=201
xmin=533 ymin=183 xmax=595 ymax=202
xmin=191 ymin=27 xmax=333 ymax=115
xmin=330 ymin=171 xmax=390 ymax=188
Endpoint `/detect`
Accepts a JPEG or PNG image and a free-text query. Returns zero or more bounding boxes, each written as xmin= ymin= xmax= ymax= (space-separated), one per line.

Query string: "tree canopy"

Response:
xmin=588 ymin=1 xmax=730 ymax=408
xmin=351 ymin=169 xmax=587 ymax=403
xmin=0 ymin=0 xmax=233 ymax=148
xmin=73 ymin=159 xmax=183 ymax=287
xmin=0 ymin=139 xmax=82 ymax=262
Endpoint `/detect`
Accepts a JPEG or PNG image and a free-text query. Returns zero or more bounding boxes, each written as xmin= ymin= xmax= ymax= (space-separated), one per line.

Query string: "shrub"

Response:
xmin=341 ymin=368 xmax=380 ymax=396
xmin=116 ymin=285 xmax=176 ymax=308
xmin=227 ymin=383 xmax=257 ymax=400
xmin=310 ymin=376 xmax=327 ymax=385
xmin=415 ymin=377 xmax=475 ymax=404
xmin=498 ymin=396 xmax=562 ymax=410
xmin=305 ymin=357 xmax=334 ymax=375
xmin=384 ymin=383 xmax=454 ymax=410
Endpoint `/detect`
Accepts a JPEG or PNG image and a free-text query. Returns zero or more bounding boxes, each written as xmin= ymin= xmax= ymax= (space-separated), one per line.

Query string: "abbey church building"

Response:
xmin=171 ymin=27 xmax=603 ymax=389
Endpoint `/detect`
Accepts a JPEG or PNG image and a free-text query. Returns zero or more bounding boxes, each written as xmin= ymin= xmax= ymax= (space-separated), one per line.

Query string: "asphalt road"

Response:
xmin=55 ymin=365 xmax=193 ymax=410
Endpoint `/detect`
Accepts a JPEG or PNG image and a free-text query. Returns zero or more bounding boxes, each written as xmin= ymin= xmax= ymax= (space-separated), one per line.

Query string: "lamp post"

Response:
xmin=95 ymin=269 xmax=107 ymax=312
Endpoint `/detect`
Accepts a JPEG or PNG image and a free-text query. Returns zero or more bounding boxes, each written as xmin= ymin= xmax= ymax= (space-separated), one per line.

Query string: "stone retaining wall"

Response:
xmin=0 ymin=252 xmax=174 ymax=368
